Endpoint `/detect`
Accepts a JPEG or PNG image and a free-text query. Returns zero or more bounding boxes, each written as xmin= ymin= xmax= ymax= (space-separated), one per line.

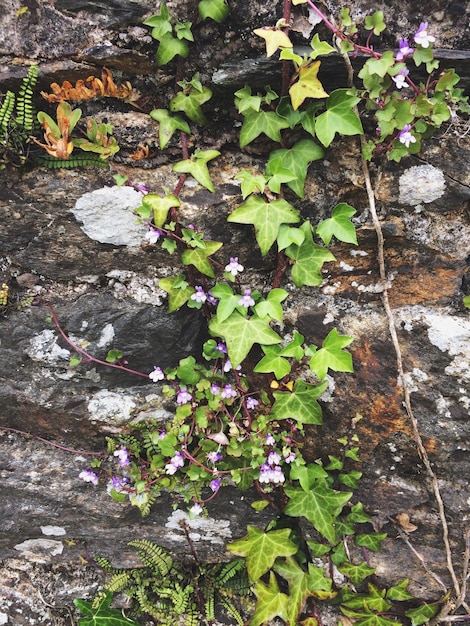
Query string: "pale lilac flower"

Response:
xmin=149 ymin=366 xmax=165 ymax=382
xmin=397 ymin=124 xmax=416 ymax=148
xmin=259 ymin=462 xmax=285 ymax=484
xmin=114 ymin=447 xmax=130 ymax=467
xmin=223 ymin=359 xmax=241 ymax=373
xmin=207 ymin=292 xmax=218 ymax=306
xmin=414 ymin=22 xmax=435 ymax=48
xmin=165 ymin=451 xmax=184 ymax=475
xmin=207 ymin=450 xmax=223 ymax=464
xmin=145 ymin=226 xmax=162 ymax=244
xmin=177 ymin=388 xmax=192 ymax=405
xmin=283 ymin=449 xmax=296 ymax=463
xmin=210 ymin=477 xmax=222 ymax=492
xmin=190 ymin=502 xmax=203 ymax=516
xmin=265 ymin=433 xmax=275 ymax=446
xmin=246 ymin=397 xmax=259 ymax=410
xmin=225 ymin=257 xmax=244 ymax=276
xmin=267 ymin=450 xmax=282 ymax=466
xmin=392 ymin=68 xmax=409 ymax=89
xmin=238 ymin=289 xmax=255 ymax=308
xmin=221 ymin=384 xmax=237 ymax=399
xmin=158 ymin=430 xmax=167 ymax=440
xmin=79 ymin=469 xmax=99 ymax=485
xmin=215 ymin=343 xmax=227 ymax=355
xmin=111 ymin=476 xmax=122 ymax=488
xmin=396 ymin=38 xmax=414 ymax=61
xmin=210 ymin=383 xmax=220 ymax=395
xmin=190 ymin=286 xmax=207 ymax=304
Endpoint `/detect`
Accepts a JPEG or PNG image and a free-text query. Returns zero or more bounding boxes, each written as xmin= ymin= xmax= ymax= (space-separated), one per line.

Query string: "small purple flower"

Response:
xmin=158 ymin=430 xmax=167 ymax=440
xmin=190 ymin=286 xmax=207 ymax=304
xmin=267 ymin=450 xmax=282 ymax=466
xmin=259 ymin=463 xmax=285 ymax=485
xmin=215 ymin=342 xmax=228 ymax=355
xmin=246 ymin=397 xmax=259 ymax=410
xmin=265 ymin=433 xmax=275 ymax=446
xmin=283 ymin=449 xmax=296 ymax=463
xmin=238 ymin=289 xmax=255 ymax=308
xmin=397 ymin=124 xmax=416 ymax=148
xmin=221 ymin=384 xmax=237 ymax=399
xmin=134 ymin=182 xmax=151 ymax=194
xmin=111 ymin=475 xmax=122 ymax=488
xmin=145 ymin=226 xmax=163 ymax=244
xmin=207 ymin=450 xmax=223 ymax=464
xmin=396 ymin=37 xmax=414 ymax=61
xmin=225 ymin=257 xmax=244 ymax=276
xmin=414 ymin=22 xmax=435 ymax=48
xmin=114 ymin=447 xmax=130 ymax=467
xmin=207 ymin=292 xmax=218 ymax=306
xmin=149 ymin=366 xmax=165 ymax=382
xmin=189 ymin=502 xmax=203 ymax=516
xmin=165 ymin=451 xmax=184 ymax=475
xmin=210 ymin=477 xmax=222 ymax=492
xmin=79 ymin=469 xmax=99 ymax=485
xmin=177 ymin=388 xmax=192 ymax=405
xmin=210 ymin=383 xmax=220 ymax=395
xmin=223 ymin=359 xmax=241 ymax=373
xmin=392 ymin=68 xmax=409 ymax=89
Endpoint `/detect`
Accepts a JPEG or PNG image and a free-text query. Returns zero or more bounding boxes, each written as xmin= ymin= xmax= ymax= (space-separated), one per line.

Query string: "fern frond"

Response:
xmin=218 ymin=594 xmax=246 ymax=626
xmin=32 ymin=152 xmax=110 ymax=168
xmin=105 ymin=571 xmax=132 ymax=593
xmin=127 ymin=539 xmax=173 ymax=576
xmin=185 ymin=603 xmax=199 ymax=626
xmin=15 ymin=65 xmax=38 ymax=137
xmin=91 ymin=590 xmax=107 ymax=610
xmin=0 ymin=92 xmax=15 ymax=137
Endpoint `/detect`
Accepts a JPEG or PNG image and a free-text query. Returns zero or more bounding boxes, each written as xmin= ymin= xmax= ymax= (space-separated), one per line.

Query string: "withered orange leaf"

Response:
xmin=396 ymin=512 xmax=418 ymax=533
xmin=41 ymin=68 xmax=138 ymax=103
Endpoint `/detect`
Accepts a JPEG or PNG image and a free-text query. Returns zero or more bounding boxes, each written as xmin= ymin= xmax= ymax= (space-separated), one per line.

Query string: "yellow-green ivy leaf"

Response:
xmin=289 ymin=61 xmax=328 ymax=110
xmin=159 ymin=275 xmax=194 ymax=312
xmin=181 ymin=240 xmax=223 ymax=277
xmin=285 ymin=221 xmax=335 ymax=286
xmin=198 ymin=0 xmax=228 ymax=22
xmin=316 ymin=202 xmax=358 ymax=245
xmin=272 ymin=379 xmax=327 ymax=425
xmin=308 ymin=328 xmax=354 ymax=380
xmin=253 ymin=27 xmax=293 ymax=58
xmin=172 ymin=149 xmax=220 ymax=192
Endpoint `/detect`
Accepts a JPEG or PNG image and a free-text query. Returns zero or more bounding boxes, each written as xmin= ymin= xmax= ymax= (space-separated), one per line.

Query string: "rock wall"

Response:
xmin=1 ymin=0 xmax=469 ymax=623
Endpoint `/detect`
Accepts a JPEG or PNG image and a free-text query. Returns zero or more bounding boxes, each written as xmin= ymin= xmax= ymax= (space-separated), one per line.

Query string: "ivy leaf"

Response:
xmin=386 ymin=579 xmax=414 ymax=602
xmin=253 ymin=27 xmax=293 ymax=58
xmin=266 ymin=139 xmax=324 ymax=197
xmin=364 ymin=10 xmax=386 ymax=35
xmin=280 ymin=330 xmax=305 ymax=360
xmin=308 ymin=328 xmax=354 ymax=380
xmin=250 ymin=572 xmax=290 ymax=626
xmin=149 ymin=109 xmax=191 ymax=149
xmin=227 ymin=526 xmax=297 ymax=581
xmin=266 ymin=158 xmax=298 ymax=194
xmin=75 ymin=592 xmax=139 ymax=626
xmin=290 ymin=463 xmax=328 ymax=492
xmin=254 ymin=345 xmax=291 ymax=379
xmin=181 ymin=240 xmax=222 ymax=277
xmin=139 ymin=193 xmax=180 ymax=228
xmin=315 ymin=89 xmax=363 ymax=147
xmin=271 ymin=379 xmax=327 ymax=425
xmin=338 ymin=561 xmax=376 ymax=585
xmin=284 ymin=480 xmax=352 ymax=543
xmin=159 ymin=275 xmax=194 ymax=312
xmin=209 ymin=310 xmax=282 ymax=368
xmin=277 ymin=224 xmax=305 ymax=251
xmin=143 ymin=5 xmax=172 ymax=40
xmin=274 ymin=557 xmax=335 ymax=625
xmin=285 ymin=221 xmax=335 ymax=287
xmin=156 ymin=33 xmax=189 ymax=66
xmin=309 ymin=33 xmax=336 ymax=59
xmin=170 ymin=86 xmax=212 ymax=124
xmin=255 ymin=288 xmax=289 ymax=322
xmin=405 ymin=603 xmax=440 ymax=626
xmin=289 ymin=61 xmax=328 ymax=110
xmin=355 ymin=533 xmax=387 ymax=552
xmin=227 ymin=196 xmax=300 ymax=256
xmin=172 ymin=149 xmax=220 ymax=192
xmin=316 ymin=202 xmax=358 ymax=245
xmin=236 ymin=169 xmax=266 ymax=198
xmin=234 ymin=85 xmax=263 ymax=113
xmin=239 ymin=110 xmax=290 ymax=148
xmin=198 ymin=0 xmax=228 ymax=22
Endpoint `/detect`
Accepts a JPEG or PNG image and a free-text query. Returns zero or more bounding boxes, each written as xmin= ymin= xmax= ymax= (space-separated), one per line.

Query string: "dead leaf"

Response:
xmin=396 ymin=512 xmax=418 ymax=533
xmin=41 ymin=68 xmax=138 ymax=103
xmin=129 ymin=144 xmax=151 ymax=161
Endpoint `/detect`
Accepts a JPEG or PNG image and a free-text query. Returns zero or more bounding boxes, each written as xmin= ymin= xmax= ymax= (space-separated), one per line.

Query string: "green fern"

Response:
xmin=31 ymin=152 xmax=110 ymax=168
xmin=128 ymin=539 xmax=174 ymax=576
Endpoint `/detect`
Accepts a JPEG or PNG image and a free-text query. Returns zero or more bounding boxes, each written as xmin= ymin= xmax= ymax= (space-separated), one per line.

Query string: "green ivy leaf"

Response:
xmin=277 ymin=224 xmax=305 ymax=251
xmin=464 ymin=295 xmax=470 ymax=309
xmin=271 ymin=379 xmax=327 ymax=425
xmin=198 ymin=0 xmax=228 ymax=22
xmin=209 ymin=310 xmax=282 ymax=368
xmin=364 ymin=11 xmax=386 ymax=35
xmin=250 ymin=572 xmax=290 ymax=626
xmin=156 ymin=33 xmax=189 ymax=66
xmin=266 ymin=158 xmax=298 ymax=194
xmin=290 ymin=462 xmax=328 ymax=492
xmin=176 ymin=356 xmax=201 ymax=384
xmin=254 ymin=288 xmax=289 ymax=321
xmin=239 ymin=110 xmax=290 ymax=148
xmin=254 ymin=345 xmax=291 ymax=379
xmin=172 ymin=149 xmax=220 ymax=191
xmin=69 ymin=355 xmax=82 ymax=367
xmin=386 ymin=579 xmax=414 ymax=601
xmin=266 ymin=139 xmax=324 ymax=198
xmin=75 ymin=592 xmax=140 ymax=625
xmin=308 ymin=328 xmax=354 ymax=380
xmin=279 ymin=330 xmax=304 ymax=359
xmin=405 ymin=603 xmax=440 ymax=626
xmin=170 ymin=85 xmax=212 ymax=124
xmin=174 ymin=21 xmax=193 ymax=41
xmin=338 ymin=561 xmax=376 ymax=585
xmin=181 ymin=240 xmax=222 ymax=277
xmin=227 ymin=196 xmax=300 ymax=256
xmin=355 ymin=532 xmax=387 ymax=552
xmin=159 ymin=275 xmax=194 ymax=312
xmin=227 ymin=526 xmax=297 ymax=581
xmin=139 ymin=193 xmax=180 ymax=228
xmin=285 ymin=221 xmax=335 ymax=287
xmin=236 ymin=169 xmax=266 ymax=198
xmin=316 ymin=202 xmax=358 ymax=245
xmin=143 ymin=5 xmax=172 ymax=40
xmin=105 ymin=349 xmax=123 ymax=364
xmin=234 ymin=85 xmax=263 ymax=113
xmin=284 ymin=480 xmax=352 ymax=543
xmin=309 ymin=33 xmax=336 ymax=59
xmin=315 ymin=89 xmax=363 ymax=147
xmin=149 ymin=109 xmax=191 ymax=149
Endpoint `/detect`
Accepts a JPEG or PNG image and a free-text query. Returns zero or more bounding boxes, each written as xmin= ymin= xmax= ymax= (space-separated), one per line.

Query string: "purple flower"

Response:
xmin=246 ymin=397 xmax=259 ymax=410
xmin=114 ymin=447 xmax=130 ymax=467
xmin=283 ymin=449 xmax=296 ymax=463
xmin=238 ymin=289 xmax=255 ymax=308
xmin=397 ymin=124 xmax=416 ymax=148
xmin=215 ymin=343 xmax=228 ymax=355
xmin=221 ymin=384 xmax=237 ymax=399
xmin=189 ymin=502 xmax=203 ymax=516
xmin=145 ymin=226 xmax=163 ymax=244
xmin=396 ymin=37 xmax=414 ymax=61
xmin=177 ymin=388 xmax=192 ymax=405
xmin=258 ymin=462 xmax=285 ymax=485
xmin=207 ymin=292 xmax=218 ymax=306
xmin=225 ymin=257 xmax=244 ymax=276
xmin=414 ymin=22 xmax=435 ymax=48
xmin=210 ymin=383 xmax=220 ymax=395
xmin=79 ymin=469 xmax=99 ymax=485
xmin=392 ymin=68 xmax=409 ymax=89
xmin=207 ymin=450 xmax=223 ymax=464
xmin=267 ymin=450 xmax=282 ymax=466
xmin=158 ymin=430 xmax=167 ymax=440
xmin=149 ymin=366 xmax=165 ymax=382
xmin=165 ymin=451 xmax=185 ymax=475
xmin=210 ymin=477 xmax=222 ymax=492
xmin=190 ymin=286 xmax=207 ymax=304
xmin=265 ymin=433 xmax=275 ymax=446
xmin=223 ymin=359 xmax=241 ymax=373
xmin=111 ymin=476 xmax=122 ymax=488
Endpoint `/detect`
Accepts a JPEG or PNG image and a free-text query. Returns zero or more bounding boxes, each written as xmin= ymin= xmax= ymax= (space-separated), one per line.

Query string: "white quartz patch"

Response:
xmin=40 ymin=525 xmax=66 ymax=536
xmin=165 ymin=509 xmax=232 ymax=545
xmin=27 ymin=329 xmax=70 ymax=364
xmin=14 ymin=538 xmax=63 ymax=562
xmin=87 ymin=389 xmax=136 ymax=424
xmin=398 ymin=164 xmax=446 ymax=206
xmin=71 ymin=186 xmax=146 ymax=246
